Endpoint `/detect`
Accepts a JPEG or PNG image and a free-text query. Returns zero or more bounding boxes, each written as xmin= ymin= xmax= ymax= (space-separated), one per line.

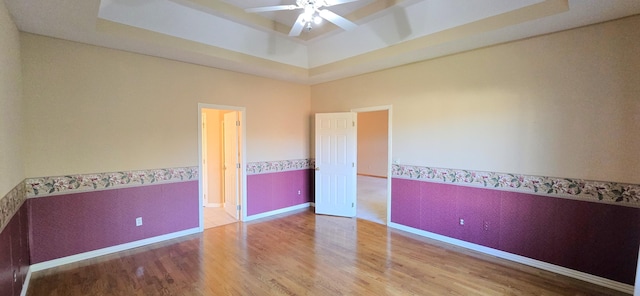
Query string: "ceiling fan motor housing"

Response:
xmin=297 ymin=0 xmax=325 ymax=10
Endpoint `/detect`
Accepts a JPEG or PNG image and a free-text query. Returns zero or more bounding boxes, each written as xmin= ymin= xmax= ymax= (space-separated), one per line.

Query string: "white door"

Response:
xmin=223 ymin=111 xmax=240 ymax=219
xmin=315 ymin=112 xmax=357 ymax=217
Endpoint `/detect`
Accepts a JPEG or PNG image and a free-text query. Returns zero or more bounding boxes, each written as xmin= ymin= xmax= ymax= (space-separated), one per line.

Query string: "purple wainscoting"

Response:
xmin=29 ymin=181 xmax=199 ymax=264
xmin=247 ymin=169 xmax=313 ymax=216
xmin=391 ymin=178 xmax=640 ymax=285
xmin=0 ymin=203 xmax=30 ymax=296
xmin=390 ymin=178 xmax=421 ymax=229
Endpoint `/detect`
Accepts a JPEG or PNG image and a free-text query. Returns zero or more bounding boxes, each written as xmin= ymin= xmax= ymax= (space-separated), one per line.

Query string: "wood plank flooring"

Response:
xmin=27 ymin=209 xmax=629 ymax=295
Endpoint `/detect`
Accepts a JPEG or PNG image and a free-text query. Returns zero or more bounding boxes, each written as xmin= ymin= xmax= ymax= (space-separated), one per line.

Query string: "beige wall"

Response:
xmin=357 ymin=110 xmax=388 ymax=177
xmin=21 ymin=33 xmax=311 ymax=177
xmin=0 ymin=1 xmax=24 ymax=196
xmin=311 ymin=16 xmax=640 ymax=184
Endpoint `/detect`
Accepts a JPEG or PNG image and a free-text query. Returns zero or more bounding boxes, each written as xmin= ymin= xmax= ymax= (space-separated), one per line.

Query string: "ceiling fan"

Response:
xmin=245 ymin=0 xmax=359 ymax=37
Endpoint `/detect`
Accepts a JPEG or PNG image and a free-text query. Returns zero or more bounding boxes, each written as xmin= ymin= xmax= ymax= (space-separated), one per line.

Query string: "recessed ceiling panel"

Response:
xmin=308 ymin=0 xmax=544 ymax=67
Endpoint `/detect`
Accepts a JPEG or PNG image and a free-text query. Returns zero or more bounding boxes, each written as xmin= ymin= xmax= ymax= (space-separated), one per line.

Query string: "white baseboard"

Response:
xmin=388 ymin=222 xmax=634 ymax=294
xmin=30 ymin=227 xmax=201 ymax=272
xmin=205 ymin=203 xmax=221 ymax=208
xmin=20 ymin=267 xmax=32 ymax=296
xmin=244 ymin=203 xmax=311 ymax=222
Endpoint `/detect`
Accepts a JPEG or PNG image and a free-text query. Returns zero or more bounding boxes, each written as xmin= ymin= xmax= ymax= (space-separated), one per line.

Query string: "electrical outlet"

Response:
xmin=136 ymin=217 xmax=142 ymax=226
xmin=483 ymin=221 xmax=490 ymax=231
xmin=459 ymin=218 xmax=464 ymax=226
xmin=297 ymin=190 xmax=301 ymax=195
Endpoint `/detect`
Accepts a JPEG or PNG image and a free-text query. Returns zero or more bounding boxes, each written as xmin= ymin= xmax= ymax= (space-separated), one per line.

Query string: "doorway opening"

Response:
xmin=353 ymin=106 xmax=391 ymax=225
xmin=198 ymin=104 xmax=246 ymax=230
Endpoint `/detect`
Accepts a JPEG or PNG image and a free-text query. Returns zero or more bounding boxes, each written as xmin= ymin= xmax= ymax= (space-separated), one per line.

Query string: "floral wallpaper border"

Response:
xmin=25 ymin=166 xmax=199 ymax=198
xmin=0 ymin=181 xmax=26 ymax=234
xmin=247 ymin=159 xmax=315 ymax=175
xmin=392 ymin=164 xmax=640 ymax=208
xmin=24 ymin=158 xmax=315 ymax=198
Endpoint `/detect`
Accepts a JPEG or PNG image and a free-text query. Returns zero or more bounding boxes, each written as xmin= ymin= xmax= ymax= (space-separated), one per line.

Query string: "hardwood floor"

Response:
xmin=27 ymin=209 xmax=629 ymax=296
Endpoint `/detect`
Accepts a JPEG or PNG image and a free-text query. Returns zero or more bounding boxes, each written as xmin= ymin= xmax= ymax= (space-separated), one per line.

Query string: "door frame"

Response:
xmin=201 ymin=112 xmax=208 ymax=206
xmin=351 ymin=105 xmax=392 ymax=225
xmin=222 ymin=111 xmax=240 ymax=220
xmin=198 ymin=103 xmax=247 ymax=231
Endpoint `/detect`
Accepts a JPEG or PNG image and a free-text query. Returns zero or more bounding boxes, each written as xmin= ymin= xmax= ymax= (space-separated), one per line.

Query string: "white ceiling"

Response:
xmin=6 ymin=0 xmax=640 ymax=84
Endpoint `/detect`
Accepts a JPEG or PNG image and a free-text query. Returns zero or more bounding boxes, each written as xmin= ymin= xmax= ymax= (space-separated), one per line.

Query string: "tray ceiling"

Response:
xmin=6 ymin=0 xmax=640 ymax=84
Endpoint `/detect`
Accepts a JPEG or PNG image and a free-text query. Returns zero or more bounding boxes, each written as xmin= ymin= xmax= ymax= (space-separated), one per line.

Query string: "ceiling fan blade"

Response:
xmin=245 ymin=5 xmax=298 ymax=13
xmin=289 ymin=14 xmax=306 ymax=36
xmin=323 ymin=0 xmax=360 ymax=7
xmin=318 ymin=9 xmax=357 ymax=31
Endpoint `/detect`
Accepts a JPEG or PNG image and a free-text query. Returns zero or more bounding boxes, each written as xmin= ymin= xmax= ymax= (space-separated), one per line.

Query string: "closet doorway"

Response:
xmin=352 ymin=106 xmax=391 ymax=225
xmin=199 ymin=104 xmax=246 ymax=229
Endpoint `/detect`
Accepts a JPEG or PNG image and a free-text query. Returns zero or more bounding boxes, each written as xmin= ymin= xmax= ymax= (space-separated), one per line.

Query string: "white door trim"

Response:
xmin=201 ymin=112 xmax=208 ymax=206
xmin=223 ymin=111 xmax=240 ymax=220
xmin=198 ymin=103 xmax=247 ymax=232
xmin=351 ymin=105 xmax=392 ymax=225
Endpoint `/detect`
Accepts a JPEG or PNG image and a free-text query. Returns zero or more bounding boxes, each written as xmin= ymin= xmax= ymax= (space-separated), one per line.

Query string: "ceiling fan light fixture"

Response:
xmin=300 ymin=4 xmax=315 ymax=23
xmin=304 ymin=5 xmax=315 ymax=15
xmin=248 ymin=0 xmax=358 ymax=37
